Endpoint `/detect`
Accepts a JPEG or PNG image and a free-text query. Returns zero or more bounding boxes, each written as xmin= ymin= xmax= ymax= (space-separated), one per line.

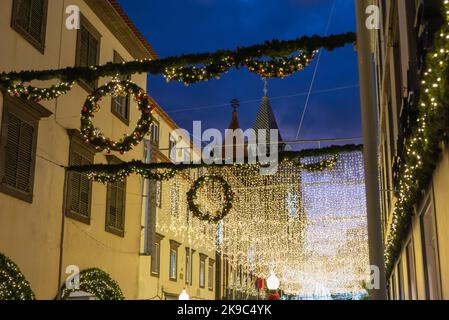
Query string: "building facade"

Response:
xmin=0 ymin=0 xmax=217 ymax=300
xmin=370 ymin=0 xmax=449 ymax=299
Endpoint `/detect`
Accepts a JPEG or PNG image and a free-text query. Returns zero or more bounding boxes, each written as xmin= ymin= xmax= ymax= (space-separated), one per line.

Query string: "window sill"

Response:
xmin=105 ymin=225 xmax=125 ymax=238
xmin=150 ymin=272 xmax=160 ymax=278
xmin=0 ymin=184 xmax=33 ymax=203
xmin=11 ymin=24 xmax=45 ymax=54
xmin=66 ymin=210 xmax=91 ymax=225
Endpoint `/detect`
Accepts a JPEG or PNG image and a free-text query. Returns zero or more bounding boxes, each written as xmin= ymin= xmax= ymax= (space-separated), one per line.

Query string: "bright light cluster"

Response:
xmin=161 ymin=151 xmax=369 ymax=298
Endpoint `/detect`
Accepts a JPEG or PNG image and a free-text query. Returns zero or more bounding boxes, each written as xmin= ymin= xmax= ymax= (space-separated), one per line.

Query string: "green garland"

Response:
xmin=243 ymin=50 xmax=317 ymax=79
xmin=187 ymin=175 xmax=235 ymax=223
xmin=7 ymin=81 xmax=74 ymax=101
xmin=60 ymin=268 xmax=124 ymax=300
xmin=384 ymin=0 xmax=449 ymax=278
xmin=0 ymin=252 xmax=35 ymax=300
xmin=66 ymin=145 xmax=361 ymax=183
xmin=0 ymin=33 xmax=355 ymax=94
xmin=81 ymin=80 xmax=155 ymax=154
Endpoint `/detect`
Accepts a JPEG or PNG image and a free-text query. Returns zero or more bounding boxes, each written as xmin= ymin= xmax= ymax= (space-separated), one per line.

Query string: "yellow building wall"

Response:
xmin=0 ymin=0 xmax=149 ymax=299
xmin=431 ymin=146 xmax=449 ymax=299
xmin=137 ymin=114 xmax=217 ymax=300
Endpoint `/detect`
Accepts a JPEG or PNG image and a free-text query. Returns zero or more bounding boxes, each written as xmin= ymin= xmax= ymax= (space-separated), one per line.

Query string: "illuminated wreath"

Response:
xmin=187 ymin=175 xmax=234 ymax=223
xmin=0 ymin=252 xmax=35 ymax=300
xmin=81 ymin=80 xmax=155 ymax=154
xmin=60 ymin=268 xmax=124 ymax=300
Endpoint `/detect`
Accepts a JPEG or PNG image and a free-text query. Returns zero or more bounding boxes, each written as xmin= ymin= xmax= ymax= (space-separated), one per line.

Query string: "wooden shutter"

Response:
xmin=3 ymin=114 xmax=21 ymax=187
xmin=78 ymin=26 xmax=90 ymax=67
xmin=76 ymin=15 xmax=100 ymax=91
xmin=29 ymin=0 xmax=44 ymax=40
xmin=69 ymin=154 xmax=82 ymax=214
xmin=111 ymin=52 xmax=130 ymax=122
xmin=3 ymin=113 xmax=35 ymax=194
xmin=12 ymin=0 xmax=47 ymax=52
xmin=107 ymin=182 xmax=118 ymax=227
xmin=16 ymin=0 xmax=32 ymax=31
xmin=16 ymin=119 xmax=34 ymax=192
xmin=106 ymin=179 xmax=126 ymax=236
xmin=69 ymin=151 xmax=91 ymax=218
xmin=88 ymin=34 xmax=98 ymax=66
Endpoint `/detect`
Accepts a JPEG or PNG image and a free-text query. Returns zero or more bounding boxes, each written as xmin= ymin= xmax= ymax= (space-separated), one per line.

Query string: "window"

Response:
xmin=111 ymin=51 xmax=130 ymax=124
xmin=169 ymin=240 xmax=180 ymax=281
xmin=76 ymin=15 xmax=101 ymax=92
xmin=151 ymin=234 xmax=163 ymax=277
xmin=185 ymin=248 xmax=194 ymax=285
xmin=66 ymin=130 xmax=95 ymax=224
xmin=150 ymin=122 xmax=159 ymax=145
xmin=0 ymin=96 xmax=50 ymax=203
xmin=420 ymin=191 xmax=441 ymax=300
xmin=199 ymin=254 xmax=207 ymax=288
xmin=105 ymin=179 xmax=126 ymax=237
xmin=208 ymin=260 xmax=214 ymax=291
xmin=169 ymin=135 xmax=177 ymax=161
xmin=11 ymin=0 xmax=48 ymax=52
xmin=406 ymin=240 xmax=417 ymax=300
xmin=105 ymin=155 xmax=126 ymax=236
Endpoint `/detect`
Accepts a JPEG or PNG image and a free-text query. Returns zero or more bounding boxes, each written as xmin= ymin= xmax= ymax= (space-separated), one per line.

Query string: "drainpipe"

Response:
xmin=355 ymin=0 xmax=387 ymax=300
xmin=57 ymin=168 xmax=69 ymax=299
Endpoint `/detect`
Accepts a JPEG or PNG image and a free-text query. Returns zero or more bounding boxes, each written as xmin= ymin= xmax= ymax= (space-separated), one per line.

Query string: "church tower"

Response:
xmin=252 ymin=81 xmax=285 ymax=152
xmin=222 ymin=98 xmax=247 ymax=161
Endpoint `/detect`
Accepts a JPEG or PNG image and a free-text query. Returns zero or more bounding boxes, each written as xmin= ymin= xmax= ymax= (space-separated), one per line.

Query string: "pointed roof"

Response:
xmin=253 ymin=95 xmax=284 ymax=145
xmin=222 ymin=99 xmax=247 ymax=161
xmin=228 ymin=99 xmax=241 ymax=130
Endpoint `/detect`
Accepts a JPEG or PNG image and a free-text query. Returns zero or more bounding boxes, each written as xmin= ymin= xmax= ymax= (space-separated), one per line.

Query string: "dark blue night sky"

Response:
xmin=117 ymin=0 xmax=361 ymax=150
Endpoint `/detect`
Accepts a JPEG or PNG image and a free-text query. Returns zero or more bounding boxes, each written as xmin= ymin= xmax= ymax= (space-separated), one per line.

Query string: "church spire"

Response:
xmin=253 ymin=81 xmax=284 ymax=151
xmin=228 ymin=98 xmax=241 ymax=130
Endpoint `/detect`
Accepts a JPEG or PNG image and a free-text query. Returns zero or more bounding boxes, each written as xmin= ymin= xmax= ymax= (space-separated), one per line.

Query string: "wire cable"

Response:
xmin=295 ymin=0 xmax=337 ymax=139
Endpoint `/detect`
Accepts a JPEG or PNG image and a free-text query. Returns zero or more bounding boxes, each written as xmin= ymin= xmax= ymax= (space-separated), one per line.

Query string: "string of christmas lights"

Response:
xmin=0 ymin=252 xmax=35 ymax=300
xmin=0 ymin=33 xmax=355 ymax=96
xmin=215 ymin=152 xmax=369 ymax=297
xmin=59 ymin=268 xmax=124 ymax=300
xmin=384 ymin=0 xmax=449 ymax=277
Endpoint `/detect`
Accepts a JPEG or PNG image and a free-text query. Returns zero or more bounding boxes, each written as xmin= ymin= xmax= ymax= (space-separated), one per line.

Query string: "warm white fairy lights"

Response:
xmin=174 ymin=151 xmax=368 ymax=298
xmin=384 ymin=0 xmax=449 ymax=276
